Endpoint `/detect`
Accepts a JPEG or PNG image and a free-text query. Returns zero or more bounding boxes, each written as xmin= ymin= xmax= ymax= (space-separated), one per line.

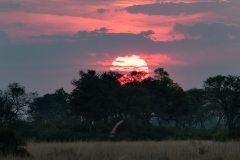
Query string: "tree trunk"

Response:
xmin=88 ymin=120 xmax=92 ymax=134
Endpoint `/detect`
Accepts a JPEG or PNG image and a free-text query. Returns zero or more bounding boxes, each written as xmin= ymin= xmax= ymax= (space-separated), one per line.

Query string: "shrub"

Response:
xmin=229 ymin=127 xmax=240 ymax=140
xmin=213 ymin=131 xmax=228 ymax=142
xmin=0 ymin=127 xmax=31 ymax=157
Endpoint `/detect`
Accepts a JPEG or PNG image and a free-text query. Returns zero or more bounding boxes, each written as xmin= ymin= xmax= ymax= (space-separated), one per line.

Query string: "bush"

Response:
xmin=0 ymin=127 xmax=31 ymax=157
xmin=228 ymin=127 xmax=240 ymax=140
xmin=213 ymin=131 xmax=228 ymax=142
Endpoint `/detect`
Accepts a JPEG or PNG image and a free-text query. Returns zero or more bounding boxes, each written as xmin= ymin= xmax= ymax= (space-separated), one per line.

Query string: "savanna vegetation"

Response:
xmin=1 ymin=68 xmax=240 ymax=158
xmin=1 ymin=141 xmax=240 ymax=160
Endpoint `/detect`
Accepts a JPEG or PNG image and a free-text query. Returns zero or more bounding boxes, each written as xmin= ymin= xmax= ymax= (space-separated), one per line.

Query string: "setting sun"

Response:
xmin=110 ymin=55 xmax=149 ymax=73
xmin=110 ymin=55 xmax=149 ymax=84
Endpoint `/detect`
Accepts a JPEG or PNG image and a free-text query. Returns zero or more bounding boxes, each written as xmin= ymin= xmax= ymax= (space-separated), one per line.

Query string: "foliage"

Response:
xmin=2 ymin=69 xmax=240 ymax=141
xmin=228 ymin=127 xmax=240 ymax=140
xmin=117 ymin=71 xmax=148 ymax=84
xmin=0 ymin=83 xmax=36 ymax=125
xmin=28 ymin=88 xmax=71 ymax=125
xmin=186 ymin=89 xmax=214 ymax=129
xmin=213 ymin=131 xmax=228 ymax=142
xmin=0 ymin=127 xmax=31 ymax=157
xmin=203 ymin=75 xmax=240 ymax=130
xmin=71 ymin=70 xmax=122 ymax=133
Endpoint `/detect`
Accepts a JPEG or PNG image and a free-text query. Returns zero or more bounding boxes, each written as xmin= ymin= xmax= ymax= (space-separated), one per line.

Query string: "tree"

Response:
xmin=0 ymin=127 xmax=31 ymax=157
xmin=154 ymin=68 xmax=169 ymax=81
xmin=0 ymin=83 xmax=35 ymax=125
xmin=121 ymin=82 xmax=152 ymax=126
xmin=71 ymin=70 xmax=122 ymax=133
xmin=186 ymin=88 xmax=214 ymax=129
xmin=117 ymin=71 xmax=148 ymax=84
xmin=28 ymin=88 xmax=71 ymax=126
xmin=27 ymin=88 xmax=76 ymax=141
xmin=165 ymin=86 xmax=191 ymax=128
xmin=203 ymin=75 xmax=240 ymax=130
xmin=151 ymin=68 xmax=191 ymax=128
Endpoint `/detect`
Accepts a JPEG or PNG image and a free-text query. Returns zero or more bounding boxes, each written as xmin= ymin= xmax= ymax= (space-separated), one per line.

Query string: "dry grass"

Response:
xmin=1 ymin=141 xmax=240 ymax=160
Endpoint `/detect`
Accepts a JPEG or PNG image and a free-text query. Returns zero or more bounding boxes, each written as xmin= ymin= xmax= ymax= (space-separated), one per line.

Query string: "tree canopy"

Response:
xmin=1 ymin=69 xmax=240 ymax=141
xmin=0 ymin=83 xmax=36 ymax=125
xmin=203 ymin=75 xmax=240 ymax=130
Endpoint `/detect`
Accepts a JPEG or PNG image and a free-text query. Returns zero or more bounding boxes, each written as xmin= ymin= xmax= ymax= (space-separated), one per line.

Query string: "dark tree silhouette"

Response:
xmin=0 ymin=83 xmax=36 ymax=125
xmin=0 ymin=127 xmax=31 ymax=157
xmin=203 ymin=75 xmax=240 ymax=130
xmin=71 ymin=70 xmax=122 ymax=133
xmin=150 ymin=68 xmax=191 ymax=128
xmin=186 ymin=88 xmax=215 ymax=129
xmin=28 ymin=88 xmax=71 ymax=127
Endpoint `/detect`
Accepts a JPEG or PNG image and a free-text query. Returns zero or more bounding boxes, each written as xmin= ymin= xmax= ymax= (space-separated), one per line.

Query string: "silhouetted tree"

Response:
xmin=0 ymin=83 xmax=36 ymax=125
xmin=28 ymin=88 xmax=71 ymax=126
xmin=117 ymin=71 xmax=148 ymax=84
xmin=151 ymin=68 xmax=191 ymax=128
xmin=71 ymin=70 xmax=122 ymax=133
xmin=203 ymin=75 xmax=240 ymax=130
xmin=0 ymin=127 xmax=31 ymax=157
xmin=121 ymin=83 xmax=151 ymax=126
xmin=186 ymin=88 xmax=215 ymax=129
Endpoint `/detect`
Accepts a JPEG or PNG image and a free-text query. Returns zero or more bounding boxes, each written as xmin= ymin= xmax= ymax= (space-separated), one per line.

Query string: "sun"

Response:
xmin=110 ymin=55 xmax=149 ymax=84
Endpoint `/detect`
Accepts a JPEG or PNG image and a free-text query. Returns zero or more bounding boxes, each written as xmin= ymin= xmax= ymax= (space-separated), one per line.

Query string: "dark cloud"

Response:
xmin=173 ymin=23 xmax=240 ymax=41
xmin=35 ymin=27 xmax=109 ymax=42
xmin=73 ymin=29 xmax=157 ymax=54
xmin=0 ymin=2 xmax=21 ymax=12
xmin=98 ymin=27 xmax=108 ymax=32
xmin=125 ymin=2 xmax=231 ymax=15
xmin=1 ymin=26 xmax=240 ymax=94
xmin=140 ymin=30 xmax=154 ymax=38
xmin=75 ymin=27 xmax=109 ymax=37
xmin=11 ymin=25 xmax=240 ymax=58
xmin=97 ymin=8 xmax=110 ymax=13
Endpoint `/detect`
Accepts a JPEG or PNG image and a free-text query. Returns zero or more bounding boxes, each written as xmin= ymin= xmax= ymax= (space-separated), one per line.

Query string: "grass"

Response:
xmin=1 ymin=141 xmax=240 ymax=160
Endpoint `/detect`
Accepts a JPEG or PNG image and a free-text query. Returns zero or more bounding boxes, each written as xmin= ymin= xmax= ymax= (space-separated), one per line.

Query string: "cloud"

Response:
xmin=82 ymin=27 xmax=108 ymax=34
xmin=16 ymin=25 xmax=236 ymax=73
xmin=173 ymin=23 xmax=240 ymax=41
xmin=125 ymin=2 xmax=231 ymax=15
xmin=16 ymin=24 xmax=240 ymax=58
xmin=140 ymin=30 xmax=154 ymax=38
xmin=109 ymin=55 xmax=149 ymax=73
xmin=1 ymin=25 xmax=240 ymax=93
xmin=139 ymin=54 xmax=186 ymax=66
xmin=0 ymin=2 xmax=21 ymax=12
xmin=97 ymin=8 xmax=110 ymax=13
xmin=74 ymin=0 xmax=117 ymax=5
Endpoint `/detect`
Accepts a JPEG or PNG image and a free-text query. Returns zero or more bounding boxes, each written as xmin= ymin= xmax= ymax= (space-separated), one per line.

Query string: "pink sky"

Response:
xmin=0 ymin=0 xmax=240 ymax=94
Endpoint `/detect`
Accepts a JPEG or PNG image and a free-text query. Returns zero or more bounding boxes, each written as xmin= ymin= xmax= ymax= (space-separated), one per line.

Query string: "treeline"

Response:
xmin=1 ymin=68 xmax=240 ymax=141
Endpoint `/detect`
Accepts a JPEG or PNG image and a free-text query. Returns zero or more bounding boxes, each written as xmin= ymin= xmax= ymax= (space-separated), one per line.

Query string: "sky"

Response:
xmin=0 ymin=0 xmax=240 ymax=95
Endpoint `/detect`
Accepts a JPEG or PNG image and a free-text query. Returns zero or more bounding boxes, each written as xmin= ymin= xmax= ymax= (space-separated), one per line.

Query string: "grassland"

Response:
xmin=1 ymin=141 xmax=240 ymax=160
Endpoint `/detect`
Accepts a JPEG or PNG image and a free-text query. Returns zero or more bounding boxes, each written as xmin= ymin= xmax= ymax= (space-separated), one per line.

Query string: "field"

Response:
xmin=1 ymin=141 xmax=240 ymax=160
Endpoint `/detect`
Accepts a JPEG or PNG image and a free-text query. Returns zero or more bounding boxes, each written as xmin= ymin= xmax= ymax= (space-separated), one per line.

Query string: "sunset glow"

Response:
xmin=110 ymin=55 xmax=149 ymax=73
xmin=110 ymin=55 xmax=149 ymax=84
xmin=0 ymin=0 xmax=239 ymax=94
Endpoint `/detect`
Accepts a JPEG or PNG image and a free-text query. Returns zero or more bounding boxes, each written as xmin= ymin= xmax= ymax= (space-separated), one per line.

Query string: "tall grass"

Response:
xmin=1 ymin=141 xmax=240 ymax=160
